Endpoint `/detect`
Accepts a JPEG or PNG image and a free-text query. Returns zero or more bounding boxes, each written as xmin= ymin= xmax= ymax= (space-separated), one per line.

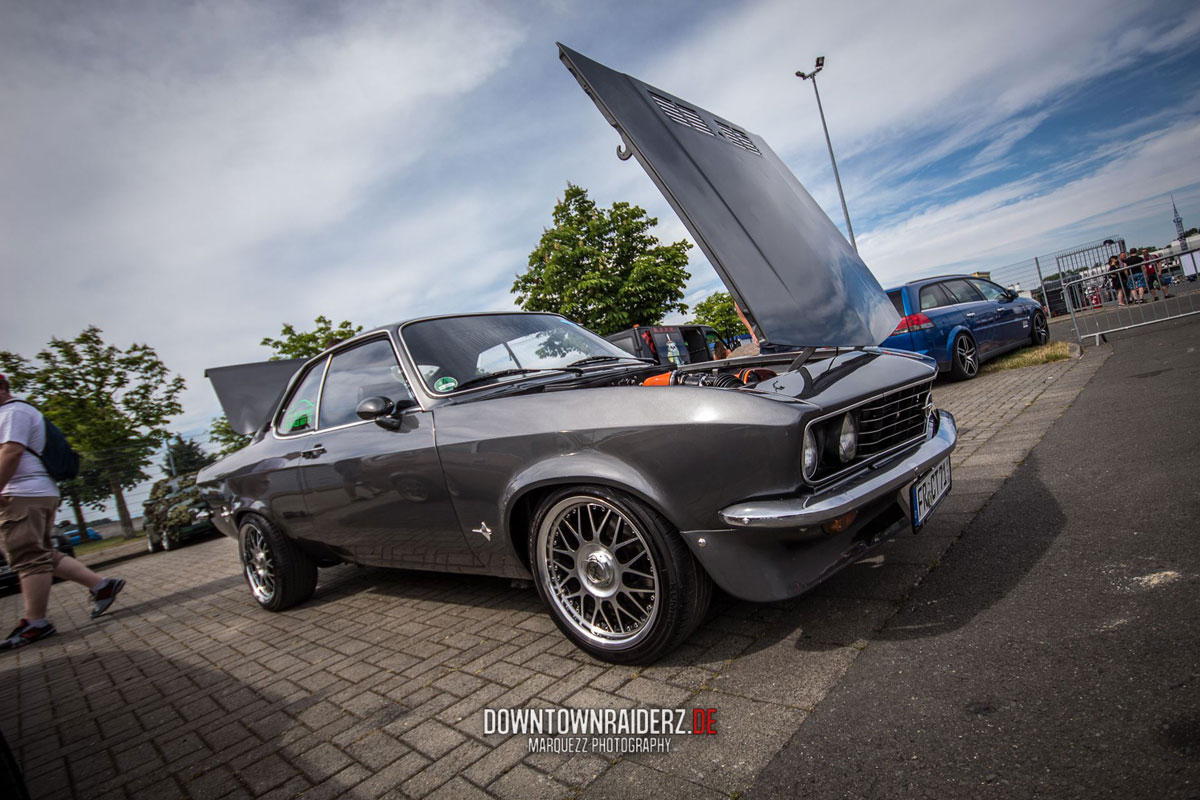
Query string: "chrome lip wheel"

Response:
xmin=242 ymin=525 xmax=276 ymax=603
xmin=537 ymin=497 xmax=659 ymax=648
xmin=957 ymin=336 xmax=978 ymax=376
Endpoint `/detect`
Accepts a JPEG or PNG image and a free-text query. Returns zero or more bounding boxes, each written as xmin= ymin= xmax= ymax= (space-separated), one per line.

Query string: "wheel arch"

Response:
xmin=501 ymin=461 xmax=677 ymax=572
xmin=944 ymin=324 xmax=976 ymax=361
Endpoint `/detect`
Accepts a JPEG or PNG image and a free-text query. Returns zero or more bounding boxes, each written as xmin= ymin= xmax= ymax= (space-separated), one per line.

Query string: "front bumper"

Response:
xmin=719 ymin=410 xmax=957 ymax=529
xmin=680 ymin=410 xmax=957 ymax=602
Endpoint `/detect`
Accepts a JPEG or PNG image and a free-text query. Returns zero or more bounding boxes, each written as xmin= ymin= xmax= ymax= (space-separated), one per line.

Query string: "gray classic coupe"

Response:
xmin=198 ymin=46 xmax=957 ymax=663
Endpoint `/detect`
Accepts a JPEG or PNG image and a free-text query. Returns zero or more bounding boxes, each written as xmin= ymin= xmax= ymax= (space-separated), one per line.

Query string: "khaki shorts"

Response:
xmin=0 ymin=496 xmax=64 ymax=578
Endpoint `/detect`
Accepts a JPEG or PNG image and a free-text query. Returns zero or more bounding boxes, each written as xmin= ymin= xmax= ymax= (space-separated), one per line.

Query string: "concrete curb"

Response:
xmin=78 ymin=541 xmax=154 ymax=571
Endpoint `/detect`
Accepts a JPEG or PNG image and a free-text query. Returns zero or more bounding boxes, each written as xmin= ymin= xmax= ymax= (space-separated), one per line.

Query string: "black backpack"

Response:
xmin=1 ymin=400 xmax=81 ymax=482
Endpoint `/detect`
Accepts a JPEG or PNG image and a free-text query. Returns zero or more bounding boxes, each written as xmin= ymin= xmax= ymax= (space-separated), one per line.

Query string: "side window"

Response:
xmin=319 ymin=338 xmax=413 ymax=430
xmin=969 ymin=278 xmax=1009 ymax=302
xmin=919 ymin=283 xmax=952 ymax=311
xmin=887 ymin=290 xmax=905 ymax=316
xmin=609 ymin=334 xmax=637 ymax=356
xmin=942 ymin=279 xmax=984 ymax=304
xmin=277 ymin=360 xmax=326 ymax=435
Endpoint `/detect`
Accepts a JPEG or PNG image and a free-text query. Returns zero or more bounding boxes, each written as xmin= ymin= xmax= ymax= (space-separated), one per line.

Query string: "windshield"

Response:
xmin=401 ymin=314 xmax=637 ymax=394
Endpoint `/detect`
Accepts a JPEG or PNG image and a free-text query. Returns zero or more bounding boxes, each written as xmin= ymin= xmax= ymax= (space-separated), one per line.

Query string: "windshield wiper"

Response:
xmin=567 ymin=355 xmax=655 ymax=367
xmin=453 ymin=367 xmax=579 ymax=392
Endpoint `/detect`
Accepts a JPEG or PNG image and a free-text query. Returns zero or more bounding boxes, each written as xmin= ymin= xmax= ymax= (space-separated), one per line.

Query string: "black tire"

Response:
xmin=161 ymin=530 xmax=176 ymax=551
xmin=528 ymin=485 xmax=711 ymax=664
xmin=238 ymin=513 xmax=317 ymax=612
xmin=1029 ymin=310 xmax=1049 ymax=346
xmin=949 ymin=332 xmax=979 ymax=380
xmin=146 ymin=530 xmax=162 ymax=553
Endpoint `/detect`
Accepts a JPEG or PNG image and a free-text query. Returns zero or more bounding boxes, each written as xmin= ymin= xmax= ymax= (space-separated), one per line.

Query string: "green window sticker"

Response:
xmin=434 ymin=376 xmax=459 ymax=393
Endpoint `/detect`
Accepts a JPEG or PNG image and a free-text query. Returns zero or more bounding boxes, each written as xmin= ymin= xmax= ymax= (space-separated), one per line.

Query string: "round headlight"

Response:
xmin=803 ymin=427 xmax=819 ymax=480
xmin=838 ymin=413 xmax=858 ymax=462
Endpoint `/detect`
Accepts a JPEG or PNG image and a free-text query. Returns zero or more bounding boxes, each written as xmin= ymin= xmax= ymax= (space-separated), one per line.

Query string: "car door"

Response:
xmin=940 ymin=278 xmax=998 ymax=353
xmin=298 ymin=335 xmax=477 ymax=570
xmin=969 ymin=278 xmax=1027 ymax=347
xmin=240 ymin=357 xmax=329 ymax=542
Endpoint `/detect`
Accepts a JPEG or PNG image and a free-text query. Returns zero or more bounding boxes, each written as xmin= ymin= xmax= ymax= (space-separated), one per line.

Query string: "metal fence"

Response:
xmin=983 ymin=235 xmax=1200 ymax=346
xmin=1057 ymin=244 xmax=1200 ymax=345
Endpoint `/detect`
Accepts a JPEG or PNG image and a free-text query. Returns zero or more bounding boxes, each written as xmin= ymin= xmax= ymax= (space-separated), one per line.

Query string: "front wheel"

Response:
xmin=1030 ymin=311 xmax=1049 ymax=346
xmin=146 ymin=529 xmax=162 ymax=553
xmin=529 ymin=486 xmax=711 ymax=664
xmin=239 ymin=513 xmax=317 ymax=611
xmin=950 ymin=333 xmax=979 ymax=380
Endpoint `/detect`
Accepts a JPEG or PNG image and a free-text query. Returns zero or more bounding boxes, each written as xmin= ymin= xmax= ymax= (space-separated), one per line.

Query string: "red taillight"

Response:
xmin=892 ymin=313 xmax=934 ymax=335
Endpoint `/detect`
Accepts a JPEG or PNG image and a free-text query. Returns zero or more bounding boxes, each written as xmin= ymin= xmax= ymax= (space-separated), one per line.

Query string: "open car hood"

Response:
xmin=204 ymin=358 xmax=307 ymax=436
xmin=559 ymin=45 xmax=898 ymax=348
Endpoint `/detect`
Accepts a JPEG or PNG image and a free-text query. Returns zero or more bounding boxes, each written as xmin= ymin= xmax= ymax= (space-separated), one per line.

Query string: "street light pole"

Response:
xmin=796 ymin=57 xmax=857 ymax=253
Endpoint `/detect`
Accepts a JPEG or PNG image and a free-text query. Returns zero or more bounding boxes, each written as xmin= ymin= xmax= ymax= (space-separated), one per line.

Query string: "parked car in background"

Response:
xmin=143 ymin=472 xmax=218 ymax=552
xmin=55 ymin=520 xmax=103 ymax=546
xmin=882 ymin=275 xmax=1050 ymax=380
xmin=605 ymin=324 xmax=736 ymax=366
xmin=196 ymin=46 xmax=958 ymax=664
xmin=0 ymin=533 xmax=74 ymax=592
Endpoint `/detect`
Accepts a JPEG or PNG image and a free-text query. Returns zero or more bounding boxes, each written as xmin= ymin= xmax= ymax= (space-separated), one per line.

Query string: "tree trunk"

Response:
xmin=70 ymin=495 xmax=88 ymax=538
xmin=110 ymin=478 xmax=135 ymax=539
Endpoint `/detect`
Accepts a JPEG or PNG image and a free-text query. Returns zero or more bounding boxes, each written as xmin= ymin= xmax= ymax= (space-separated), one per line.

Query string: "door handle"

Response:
xmin=301 ymin=445 xmax=326 ymax=459
xmin=965 ymin=312 xmax=976 ymax=318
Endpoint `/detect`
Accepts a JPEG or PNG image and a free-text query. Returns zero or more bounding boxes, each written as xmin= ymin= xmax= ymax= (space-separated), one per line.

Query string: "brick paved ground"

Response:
xmin=0 ymin=349 xmax=1108 ymax=800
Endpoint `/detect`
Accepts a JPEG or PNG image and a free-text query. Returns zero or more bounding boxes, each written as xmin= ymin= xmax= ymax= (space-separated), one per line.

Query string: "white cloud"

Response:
xmin=2 ymin=0 xmax=1199 ymax=460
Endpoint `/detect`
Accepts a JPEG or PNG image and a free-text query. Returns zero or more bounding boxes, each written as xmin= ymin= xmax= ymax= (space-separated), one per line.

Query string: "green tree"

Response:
xmin=208 ymin=415 xmax=252 ymax=457
xmin=209 ymin=315 xmax=363 ymax=455
xmin=260 ymin=315 xmax=363 ymax=361
xmin=162 ymin=435 xmax=217 ymax=476
xmin=513 ymin=183 xmax=692 ymax=336
xmin=688 ymin=291 xmax=743 ymax=341
xmin=1 ymin=327 xmax=185 ymax=538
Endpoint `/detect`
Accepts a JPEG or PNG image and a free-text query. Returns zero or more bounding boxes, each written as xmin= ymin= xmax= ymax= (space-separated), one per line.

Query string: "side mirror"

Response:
xmin=357 ymin=395 xmax=418 ymax=431
xmin=356 ymin=396 xmax=394 ymax=420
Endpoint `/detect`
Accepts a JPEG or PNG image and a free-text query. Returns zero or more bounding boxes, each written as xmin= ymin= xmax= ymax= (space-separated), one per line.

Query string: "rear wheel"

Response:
xmin=950 ymin=333 xmax=979 ymax=380
xmin=239 ymin=513 xmax=317 ymax=611
xmin=1030 ymin=311 xmax=1049 ymax=345
xmin=529 ymin=485 xmax=711 ymax=664
xmin=161 ymin=530 xmax=175 ymax=551
xmin=145 ymin=529 xmax=162 ymax=553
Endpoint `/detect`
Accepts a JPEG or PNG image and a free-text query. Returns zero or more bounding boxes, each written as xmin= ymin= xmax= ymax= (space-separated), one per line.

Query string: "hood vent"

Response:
xmin=650 ymin=92 xmax=715 ymax=137
xmin=716 ymin=121 xmax=761 ymax=155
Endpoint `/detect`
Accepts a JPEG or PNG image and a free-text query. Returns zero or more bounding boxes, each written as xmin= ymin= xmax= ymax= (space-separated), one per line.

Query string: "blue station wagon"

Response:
xmin=881 ymin=276 xmax=1050 ymax=380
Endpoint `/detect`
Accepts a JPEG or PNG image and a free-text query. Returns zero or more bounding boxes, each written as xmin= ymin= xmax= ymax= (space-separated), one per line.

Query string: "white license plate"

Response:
xmin=911 ymin=457 xmax=952 ymax=529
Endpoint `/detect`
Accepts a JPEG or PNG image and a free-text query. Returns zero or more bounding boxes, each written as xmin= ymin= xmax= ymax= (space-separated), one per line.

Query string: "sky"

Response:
xmin=3 ymin=0 xmax=1200 ymax=455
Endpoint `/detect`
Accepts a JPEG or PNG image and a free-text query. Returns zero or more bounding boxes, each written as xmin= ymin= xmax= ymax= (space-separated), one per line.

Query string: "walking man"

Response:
xmin=0 ymin=373 xmax=124 ymax=652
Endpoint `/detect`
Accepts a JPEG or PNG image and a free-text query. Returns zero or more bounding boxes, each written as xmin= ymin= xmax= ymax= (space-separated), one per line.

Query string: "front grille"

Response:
xmin=855 ymin=382 xmax=932 ymax=458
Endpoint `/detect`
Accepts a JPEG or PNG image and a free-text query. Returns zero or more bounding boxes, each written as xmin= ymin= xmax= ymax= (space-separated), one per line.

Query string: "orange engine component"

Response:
xmin=735 ymin=368 xmax=777 ymax=383
xmin=642 ymin=372 xmax=673 ymax=386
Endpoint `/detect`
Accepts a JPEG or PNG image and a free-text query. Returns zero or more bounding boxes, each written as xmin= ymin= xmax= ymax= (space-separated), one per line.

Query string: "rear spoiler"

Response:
xmin=204 ymin=358 xmax=307 ymax=436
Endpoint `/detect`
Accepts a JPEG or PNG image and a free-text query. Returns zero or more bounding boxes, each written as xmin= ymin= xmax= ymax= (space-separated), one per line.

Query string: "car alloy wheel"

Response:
xmin=536 ymin=496 xmax=660 ymax=649
xmin=955 ymin=334 xmax=978 ymax=378
xmin=1032 ymin=312 xmax=1049 ymax=345
xmin=242 ymin=523 xmax=277 ymax=604
xmin=145 ymin=532 xmax=159 ymax=553
xmin=161 ymin=530 xmax=174 ymax=551
xmin=237 ymin=513 xmax=318 ymax=611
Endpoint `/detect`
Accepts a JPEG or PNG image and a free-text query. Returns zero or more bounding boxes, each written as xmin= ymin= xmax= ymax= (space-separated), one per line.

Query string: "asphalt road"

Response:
xmin=750 ymin=315 xmax=1200 ymax=799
